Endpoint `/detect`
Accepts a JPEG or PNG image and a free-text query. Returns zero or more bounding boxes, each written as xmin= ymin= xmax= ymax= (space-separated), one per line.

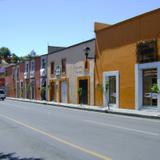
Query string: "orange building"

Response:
xmin=94 ymin=9 xmax=160 ymax=110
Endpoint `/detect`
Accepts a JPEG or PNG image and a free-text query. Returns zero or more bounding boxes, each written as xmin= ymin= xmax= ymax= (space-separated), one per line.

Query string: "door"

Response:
xmin=31 ymin=80 xmax=35 ymax=99
xmin=50 ymin=81 xmax=56 ymax=101
xmin=79 ymin=79 xmax=88 ymax=104
xmin=103 ymin=71 xmax=119 ymax=108
xmin=60 ymin=80 xmax=67 ymax=103
xmin=109 ymin=76 xmax=116 ymax=106
xmin=16 ymin=82 xmax=20 ymax=98
xmin=143 ymin=68 xmax=157 ymax=106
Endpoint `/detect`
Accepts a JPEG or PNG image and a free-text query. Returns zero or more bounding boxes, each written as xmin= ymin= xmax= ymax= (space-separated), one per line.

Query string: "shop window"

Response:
xmin=137 ymin=39 xmax=157 ymax=63
xmin=62 ymin=59 xmax=66 ymax=74
xmin=143 ymin=68 xmax=157 ymax=106
xmin=50 ymin=62 xmax=55 ymax=75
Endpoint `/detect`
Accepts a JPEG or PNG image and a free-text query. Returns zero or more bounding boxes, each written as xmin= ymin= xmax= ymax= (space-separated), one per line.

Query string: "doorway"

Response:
xmin=143 ymin=68 xmax=157 ymax=106
xmin=77 ymin=76 xmax=90 ymax=105
xmin=60 ymin=80 xmax=68 ymax=103
xmin=103 ymin=71 xmax=119 ymax=108
xmin=50 ymin=81 xmax=56 ymax=101
xmin=30 ymin=80 xmax=35 ymax=100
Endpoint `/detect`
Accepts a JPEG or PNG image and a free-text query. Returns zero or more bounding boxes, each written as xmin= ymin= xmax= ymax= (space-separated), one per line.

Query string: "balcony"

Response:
xmin=40 ymin=68 xmax=46 ymax=77
xmin=30 ymin=70 xmax=35 ymax=78
xmin=24 ymin=72 xmax=29 ymax=79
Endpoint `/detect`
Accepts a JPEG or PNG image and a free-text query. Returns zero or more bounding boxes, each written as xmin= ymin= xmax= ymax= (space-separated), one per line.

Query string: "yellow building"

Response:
xmin=94 ymin=9 xmax=160 ymax=110
xmin=47 ymin=39 xmax=95 ymax=105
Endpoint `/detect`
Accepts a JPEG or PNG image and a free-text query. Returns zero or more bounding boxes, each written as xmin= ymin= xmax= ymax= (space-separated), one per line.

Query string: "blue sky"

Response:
xmin=0 ymin=0 xmax=159 ymax=56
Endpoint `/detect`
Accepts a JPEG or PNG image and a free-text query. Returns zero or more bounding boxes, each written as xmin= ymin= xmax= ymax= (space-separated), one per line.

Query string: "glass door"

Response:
xmin=143 ymin=68 xmax=157 ymax=106
xmin=109 ymin=76 xmax=116 ymax=106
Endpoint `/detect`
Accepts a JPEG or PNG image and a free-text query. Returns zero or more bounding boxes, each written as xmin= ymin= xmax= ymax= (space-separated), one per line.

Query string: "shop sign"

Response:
xmin=55 ymin=65 xmax=61 ymax=76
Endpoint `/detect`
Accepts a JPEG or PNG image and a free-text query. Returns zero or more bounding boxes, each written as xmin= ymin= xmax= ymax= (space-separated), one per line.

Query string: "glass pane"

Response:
xmin=109 ymin=76 xmax=116 ymax=104
xmin=143 ymin=68 xmax=157 ymax=106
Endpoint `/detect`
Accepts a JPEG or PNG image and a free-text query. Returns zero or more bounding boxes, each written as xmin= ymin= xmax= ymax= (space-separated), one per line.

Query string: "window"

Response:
xmin=62 ymin=59 xmax=66 ymax=74
xmin=137 ymin=39 xmax=157 ymax=63
xmin=31 ymin=61 xmax=35 ymax=71
xmin=17 ymin=67 xmax=20 ymax=80
xmin=42 ymin=58 xmax=46 ymax=69
xmin=12 ymin=68 xmax=16 ymax=80
xmin=25 ymin=63 xmax=29 ymax=72
xmin=50 ymin=62 xmax=54 ymax=75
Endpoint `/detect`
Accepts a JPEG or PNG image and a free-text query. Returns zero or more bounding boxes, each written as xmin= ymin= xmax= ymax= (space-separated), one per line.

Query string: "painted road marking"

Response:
xmin=0 ymin=113 xmax=112 ymax=160
xmin=85 ymin=120 xmax=160 ymax=136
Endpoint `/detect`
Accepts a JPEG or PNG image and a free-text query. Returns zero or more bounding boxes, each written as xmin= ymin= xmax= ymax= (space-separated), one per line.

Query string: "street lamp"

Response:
xmin=83 ymin=47 xmax=96 ymax=60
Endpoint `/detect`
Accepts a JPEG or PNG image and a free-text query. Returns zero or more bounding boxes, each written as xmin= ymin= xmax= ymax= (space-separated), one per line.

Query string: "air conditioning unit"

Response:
xmin=40 ymin=68 xmax=46 ymax=77
xmin=24 ymin=72 xmax=29 ymax=79
xmin=30 ymin=71 xmax=35 ymax=78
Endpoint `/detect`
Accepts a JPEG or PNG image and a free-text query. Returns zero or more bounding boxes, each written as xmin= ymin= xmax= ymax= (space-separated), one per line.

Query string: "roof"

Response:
xmin=95 ymin=8 xmax=160 ymax=33
xmin=48 ymin=38 xmax=95 ymax=55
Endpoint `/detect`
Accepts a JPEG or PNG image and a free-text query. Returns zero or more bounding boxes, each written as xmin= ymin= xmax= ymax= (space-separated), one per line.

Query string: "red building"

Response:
xmin=5 ymin=64 xmax=16 ymax=97
xmin=5 ymin=56 xmax=41 ymax=100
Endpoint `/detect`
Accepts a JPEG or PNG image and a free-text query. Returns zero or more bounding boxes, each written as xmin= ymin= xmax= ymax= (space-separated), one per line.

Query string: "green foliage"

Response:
xmin=41 ymin=87 xmax=46 ymax=100
xmin=78 ymin=88 xmax=82 ymax=97
xmin=0 ymin=47 xmax=11 ymax=63
xmin=151 ymin=84 xmax=159 ymax=93
xmin=105 ymin=80 xmax=109 ymax=95
xmin=21 ymin=86 xmax=24 ymax=97
xmin=11 ymin=53 xmax=20 ymax=64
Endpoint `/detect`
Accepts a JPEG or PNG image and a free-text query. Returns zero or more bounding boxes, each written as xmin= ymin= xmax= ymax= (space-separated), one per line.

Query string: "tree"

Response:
xmin=0 ymin=47 xmax=11 ymax=63
xmin=11 ymin=53 xmax=20 ymax=64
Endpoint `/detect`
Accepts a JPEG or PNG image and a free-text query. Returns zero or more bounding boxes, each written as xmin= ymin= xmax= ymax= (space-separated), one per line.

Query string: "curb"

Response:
xmin=107 ymin=110 xmax=160 ymax=120
xmin=6 ymin=97 xmax=160 ymax=120
xmin=6 ymin=97 xmax=108 ymax=113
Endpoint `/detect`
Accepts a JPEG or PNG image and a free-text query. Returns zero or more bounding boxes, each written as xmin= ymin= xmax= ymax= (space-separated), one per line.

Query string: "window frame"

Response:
xmin=61 ymin=58 xmax=66 ymax=74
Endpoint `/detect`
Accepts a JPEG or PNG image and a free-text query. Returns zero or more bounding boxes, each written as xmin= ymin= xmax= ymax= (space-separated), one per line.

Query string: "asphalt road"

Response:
xmin=0 ymin=100 xmax=160 ymax=160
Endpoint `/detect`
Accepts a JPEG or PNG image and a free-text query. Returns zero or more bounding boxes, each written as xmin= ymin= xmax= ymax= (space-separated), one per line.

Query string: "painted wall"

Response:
xmin=5 ymin=65 xmax=16 ymax=97
xmin=47 ymin=39 xmax=95 ymax=105
xmin=95 ymin=9 xmax=160 ymax=109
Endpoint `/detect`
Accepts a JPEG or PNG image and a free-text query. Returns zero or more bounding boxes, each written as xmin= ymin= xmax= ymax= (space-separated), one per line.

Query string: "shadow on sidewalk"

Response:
xmin=0 ymin=152 xmax=44 ymax=160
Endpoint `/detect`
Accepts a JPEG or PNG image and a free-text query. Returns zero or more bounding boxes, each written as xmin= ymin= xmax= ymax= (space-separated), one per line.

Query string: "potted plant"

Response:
xmin=21 ymin=86 xmax=24 ymax=98
xmin=151 ymin=83 xmax=160 ymax=106
xmin=151 ymin=83 xmax=159 ymax=93
xmin=41 ymin=86 xmax=46 ymax=100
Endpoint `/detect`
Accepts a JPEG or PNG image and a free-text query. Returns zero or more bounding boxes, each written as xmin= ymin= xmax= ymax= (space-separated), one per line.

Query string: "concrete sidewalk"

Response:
xmin=6 ymin=97 xmax=160 ymax=120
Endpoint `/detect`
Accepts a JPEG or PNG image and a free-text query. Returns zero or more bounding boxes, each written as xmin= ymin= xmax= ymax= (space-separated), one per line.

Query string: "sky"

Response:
xmin=0 ymin=0 xmax=159 ymax=56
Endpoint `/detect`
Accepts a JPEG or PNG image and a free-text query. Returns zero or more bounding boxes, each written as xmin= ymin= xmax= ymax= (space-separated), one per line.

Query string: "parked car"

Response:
xmin=0 ymin=89 xmax=6 ymax=101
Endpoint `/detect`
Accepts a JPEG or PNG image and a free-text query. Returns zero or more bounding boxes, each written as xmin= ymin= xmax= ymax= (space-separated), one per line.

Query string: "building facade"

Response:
xmin=40 ymin=55 xmax=48 ymax=100
xmin=5 ymin=64 xmax=16 ymax=97
xmin=5 ymin=56 xmax=41 ymax=100
xmin=47 ymin=39 xmax=95 ymax=105
xmin=94 ymin=9 xmax=160 ymax=110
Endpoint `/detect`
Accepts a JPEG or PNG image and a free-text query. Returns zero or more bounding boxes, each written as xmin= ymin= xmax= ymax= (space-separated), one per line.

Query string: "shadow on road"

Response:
xmin=0 ymin=152 xmax=44 ymax=160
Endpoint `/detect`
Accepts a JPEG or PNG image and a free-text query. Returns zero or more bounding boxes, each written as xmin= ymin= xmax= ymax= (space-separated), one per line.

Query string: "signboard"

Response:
xmin=55 ymin=65 xmax=61 ymax=76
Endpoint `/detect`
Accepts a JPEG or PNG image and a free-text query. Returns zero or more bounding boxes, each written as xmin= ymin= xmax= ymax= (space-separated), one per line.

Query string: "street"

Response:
xmin=0 ymin=100 xmax=160 ymax=160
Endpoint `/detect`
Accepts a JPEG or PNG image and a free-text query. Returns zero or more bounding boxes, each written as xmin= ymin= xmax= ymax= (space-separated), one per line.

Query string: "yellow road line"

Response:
xmin=0 ymin=113 xmax=112 ymax=160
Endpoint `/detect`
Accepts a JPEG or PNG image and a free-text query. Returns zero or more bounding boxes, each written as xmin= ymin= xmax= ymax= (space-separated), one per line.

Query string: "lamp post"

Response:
xmin=83 ymin=47 xmax=96 ymax=61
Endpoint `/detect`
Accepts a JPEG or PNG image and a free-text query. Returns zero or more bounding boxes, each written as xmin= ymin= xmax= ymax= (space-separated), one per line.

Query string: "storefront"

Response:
xmin=94 ymin=9 xmax=160 ymax=110
xmin=47 ymin=39 xmax=95 ymax=105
